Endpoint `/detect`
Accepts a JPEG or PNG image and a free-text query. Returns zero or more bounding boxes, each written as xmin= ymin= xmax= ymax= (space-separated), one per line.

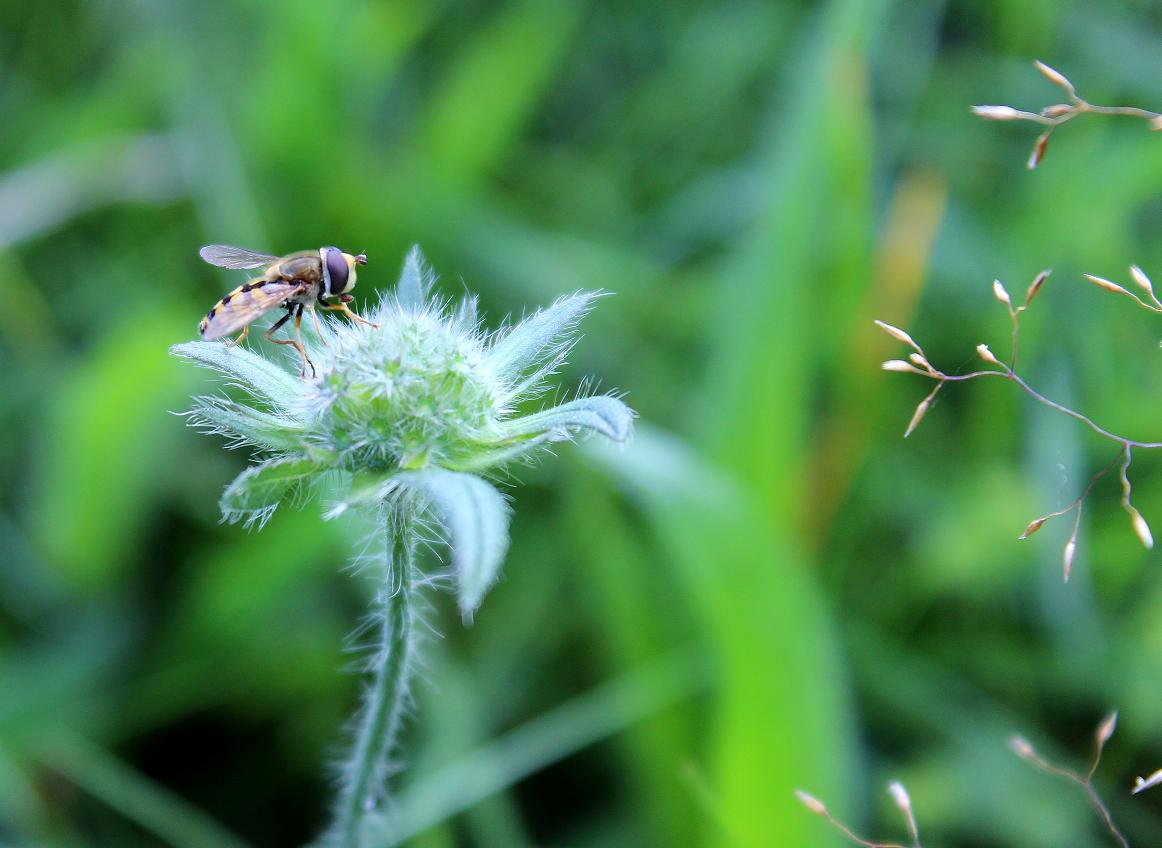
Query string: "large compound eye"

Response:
xmin=325 ymin=247 xmax=349 ymax=296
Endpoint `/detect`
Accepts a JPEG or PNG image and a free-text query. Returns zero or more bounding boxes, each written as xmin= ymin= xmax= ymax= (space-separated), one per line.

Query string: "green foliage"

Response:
xmin=6 ymin=1 xmax=1162 ymax=846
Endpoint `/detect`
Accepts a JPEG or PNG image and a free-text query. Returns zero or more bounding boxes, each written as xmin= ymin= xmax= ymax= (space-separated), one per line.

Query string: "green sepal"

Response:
xmin=220 ymin=456 xmax=330 ymax=528
xmin=190 ymin=396 xmax=306 ymax=452
xmin=487 ymin=291 xmax=601 ymax=403
xmin=443 ymin=432 xmax=555 ymax=472
xmin=171 ymin=341 xmax=304 ymax=416
xmin=497 ymin=395 xmax=634 ymax=444
xmin=394 ymin=469 xmax=510 ymax=620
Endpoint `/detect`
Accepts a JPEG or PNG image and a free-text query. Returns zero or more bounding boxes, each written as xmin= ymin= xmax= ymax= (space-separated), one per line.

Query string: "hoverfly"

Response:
xmin=198 ymin=244 xmax=378 ymax=378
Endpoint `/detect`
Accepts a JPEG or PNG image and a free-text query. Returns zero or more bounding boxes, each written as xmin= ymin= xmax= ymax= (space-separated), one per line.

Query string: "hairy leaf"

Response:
xmin=395 ymin=469 xmax=510 ymax=618
xmin=189 ymin=397 xmax=306 ymax=452
xmin=498 ymin=395 xmax=634 ymax=444
xmin=220 ymin=456 xmax=328 ymax=527
xmin=487 ymin=291 xmax=601 ymax=401
xmin=171 ymin=341 xmax=304 ymax=415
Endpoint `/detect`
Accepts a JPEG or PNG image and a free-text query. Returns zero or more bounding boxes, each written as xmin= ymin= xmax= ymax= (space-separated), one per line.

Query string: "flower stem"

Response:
xmin=332 ymin=502 xmax=417 ymax=848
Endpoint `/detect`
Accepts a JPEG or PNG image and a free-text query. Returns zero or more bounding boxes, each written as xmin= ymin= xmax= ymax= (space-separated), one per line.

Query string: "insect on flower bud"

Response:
xmin=1019 ymin=516 xmax=1047 ymax=540
xmin=794 ymin=790 xmax=828 ymax=817
xmin=1027 ymin=131 xmax=1050 ymax=170
xmin=993 ymin=279 xmax=1012 ymax=308
xmin=1034 ymin=60 xmax=1075 ymax=94
xmin=971 ymin=105 xmax=1021 ymax=121
xmin=1040 ymin=103 xmax=1072 ymax=118
xmin=976 ymin=343 xmax=1000 ymax=366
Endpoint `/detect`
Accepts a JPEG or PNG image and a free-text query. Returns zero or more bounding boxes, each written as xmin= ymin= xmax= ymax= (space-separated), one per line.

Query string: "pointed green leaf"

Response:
xmin=497 ymin=395 xmax=634 ymax=444
xmin=171 ymin=341 xmax=304 ymax=415
xmin=220 ymin=456 xmax=327 ymax=527
xmin=395 ymin=469 xmax=510 ymax=618
xmin=395 ymin=245 xmax=431 ymax=310
xmin=487 ymin=291 xmax=601 ymax=399
xmin=189 ymin=397 xmax=306 ymax=452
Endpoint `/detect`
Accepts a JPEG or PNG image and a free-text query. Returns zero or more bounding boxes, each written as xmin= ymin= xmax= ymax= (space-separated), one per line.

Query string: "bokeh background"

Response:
xmin=6 ymin=1 xmax=1162 ymax=846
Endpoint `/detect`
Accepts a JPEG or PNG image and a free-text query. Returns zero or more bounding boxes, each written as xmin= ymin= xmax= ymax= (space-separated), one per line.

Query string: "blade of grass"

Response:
xmin=32 ymin=309 xmax=196 ymax=588
xmin=700 ymin=0 xmax=886 ymax=519
xmin=38 ymin=732 xmax=254 ymax=848
xmin=378 ymin=647 xmax=707 ymax=846
xmin=419 ymin=0 xmax=584 ymax=183
xmin=563 ymin=470 xmax=702 ymax=846
xmin=586 ymin=428 xmax=855 ymax=846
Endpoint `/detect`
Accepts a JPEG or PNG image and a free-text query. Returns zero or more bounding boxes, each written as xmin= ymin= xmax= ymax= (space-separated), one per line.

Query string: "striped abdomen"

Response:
xmin=199 ymin=278 xmax=306 ymax=339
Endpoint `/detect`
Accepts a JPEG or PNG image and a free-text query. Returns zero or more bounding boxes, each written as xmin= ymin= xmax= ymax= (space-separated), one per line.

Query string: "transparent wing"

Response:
xmin=200 ymin=281 xmax=305 ymax=339
xmin=199 ymin=244 xmax=279 ymax=270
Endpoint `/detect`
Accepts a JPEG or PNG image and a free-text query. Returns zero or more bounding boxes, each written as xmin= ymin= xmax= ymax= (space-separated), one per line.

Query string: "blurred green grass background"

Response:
xmin=5 ymin=1 xmax=1162 ymax=845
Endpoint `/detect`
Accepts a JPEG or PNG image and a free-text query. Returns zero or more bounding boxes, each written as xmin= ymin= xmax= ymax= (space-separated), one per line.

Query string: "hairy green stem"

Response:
xmin=332 ymin=503 xmax=417 ymax=848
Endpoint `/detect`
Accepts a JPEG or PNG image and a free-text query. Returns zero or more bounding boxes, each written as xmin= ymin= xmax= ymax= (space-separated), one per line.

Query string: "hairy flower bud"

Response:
xmin=173 ymin=245 xmax=634 ymax=554
xmin=304 ymin=306 xmax=498 ymax=470
xmin=174 ymin=246 xmax=636 ymax=843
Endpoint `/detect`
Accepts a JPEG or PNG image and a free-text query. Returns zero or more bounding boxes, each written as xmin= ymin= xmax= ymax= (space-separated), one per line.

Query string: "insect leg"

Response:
xmin=264 ymin=306 xmax=316 ymax=379
xmin=263 ymin=308 xmax=293 ymax=338
xmin=293 ymin=305 xmax=316 ymax=378
xmin=307 ymin=304 xmax=328 ymax=347
xmin=320 ymin=297 xmax=379 ymax=330
xmin=226 ymin=325 xmax=249 ymax=347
